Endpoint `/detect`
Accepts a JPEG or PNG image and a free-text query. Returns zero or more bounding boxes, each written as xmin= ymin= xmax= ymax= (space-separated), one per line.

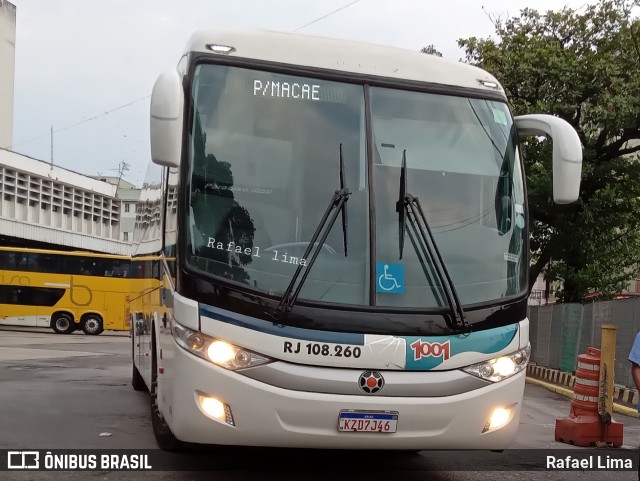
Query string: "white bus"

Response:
xmin=131 ymin=30 xmax=582 ymax=451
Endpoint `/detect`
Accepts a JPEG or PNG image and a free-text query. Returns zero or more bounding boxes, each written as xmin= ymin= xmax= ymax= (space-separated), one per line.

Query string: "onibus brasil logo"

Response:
xmin=410 ymin=339 xmax=451 ymax=362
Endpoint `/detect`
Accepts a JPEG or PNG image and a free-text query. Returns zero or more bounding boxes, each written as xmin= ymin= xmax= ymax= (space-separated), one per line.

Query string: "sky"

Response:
xmin=8 ymin=0 xmax=599 ymax=186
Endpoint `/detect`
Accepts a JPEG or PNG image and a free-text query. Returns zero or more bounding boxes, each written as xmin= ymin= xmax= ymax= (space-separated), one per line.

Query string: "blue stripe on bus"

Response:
xmin=199 ymin=304 xmax=365 ymax=345
xmin=403 ymin=324 xmax=519 ymax=370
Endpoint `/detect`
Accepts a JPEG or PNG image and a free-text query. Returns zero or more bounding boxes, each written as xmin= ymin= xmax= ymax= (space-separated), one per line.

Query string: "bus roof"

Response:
xmin=0 ymin=245 xmax=130 ymax=260
xmin=0 ymin=246 xmax=164 ymax=262
xmin=185 ymin=30 xmax=504 ymax=95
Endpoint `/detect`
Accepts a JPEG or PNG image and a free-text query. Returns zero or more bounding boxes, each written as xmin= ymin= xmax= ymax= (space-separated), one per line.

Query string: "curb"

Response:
xmin=526 ymin=364 xmax=639 ymax=419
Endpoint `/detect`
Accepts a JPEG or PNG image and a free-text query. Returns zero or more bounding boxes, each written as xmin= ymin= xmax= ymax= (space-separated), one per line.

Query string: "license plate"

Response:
xmin=338 ymin=410 xmax=398 ymax=433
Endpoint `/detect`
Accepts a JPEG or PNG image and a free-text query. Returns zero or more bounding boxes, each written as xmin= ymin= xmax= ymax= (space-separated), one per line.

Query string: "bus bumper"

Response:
xmin=166 ymin=344 xmax=524 ymax=450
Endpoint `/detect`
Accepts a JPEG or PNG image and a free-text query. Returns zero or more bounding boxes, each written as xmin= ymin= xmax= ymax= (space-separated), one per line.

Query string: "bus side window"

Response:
xmin=0 ymin=286 xmax=19 ymax=304
xmin=65 ymin=257 xmax=83 ymax=275
xmin=0 ymin=252 xmax=17 ymax=270
xmin=153 ymin=260 xmax=161 ymax=280
xmin=16 ymin=254 xmax=34 ymax=271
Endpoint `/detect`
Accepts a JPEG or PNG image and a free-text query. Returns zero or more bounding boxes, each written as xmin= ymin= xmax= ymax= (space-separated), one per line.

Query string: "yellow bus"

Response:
xmin=0 ymin=246 xmax=160 ymax=335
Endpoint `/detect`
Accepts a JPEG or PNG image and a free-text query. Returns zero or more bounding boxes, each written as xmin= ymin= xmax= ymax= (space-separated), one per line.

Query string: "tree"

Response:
xmin=457 ymin=0 xmax=640 ymax=302
xmin=420 ymin=44 xmax=443 ymax=56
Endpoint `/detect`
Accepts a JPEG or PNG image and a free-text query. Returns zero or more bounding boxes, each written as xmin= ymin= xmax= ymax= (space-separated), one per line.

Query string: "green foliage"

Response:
xmin=420 ymin=44 xmax=443 ymax=57
xmin=458 ymin=0 xmax=640 ymax=302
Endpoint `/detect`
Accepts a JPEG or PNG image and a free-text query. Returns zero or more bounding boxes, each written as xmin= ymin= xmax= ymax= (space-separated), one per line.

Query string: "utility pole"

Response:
xmin=50 ymin=125 xmax=53 ymax=166
xmin=116 ymin=160 xmax=130 ymax=191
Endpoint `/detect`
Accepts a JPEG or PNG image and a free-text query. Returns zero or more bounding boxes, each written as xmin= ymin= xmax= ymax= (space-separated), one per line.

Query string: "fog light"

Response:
xmin=199 ymin=396 xmax=225 ymax=419
xmin=482 ymin=405 xmax=514 ymax=433
xmin=198 ymin=395 xmax=235 ymax=426
xmin=207 ymin=341 xmax=235 ymax=364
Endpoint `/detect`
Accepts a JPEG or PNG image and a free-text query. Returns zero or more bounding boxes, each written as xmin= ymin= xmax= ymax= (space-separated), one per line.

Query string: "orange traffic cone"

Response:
xmin=555 ymin=347 xmax=623 ymax=447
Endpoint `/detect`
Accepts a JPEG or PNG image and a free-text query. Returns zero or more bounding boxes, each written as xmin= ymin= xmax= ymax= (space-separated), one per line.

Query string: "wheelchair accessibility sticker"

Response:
xmin=376 ymin=263 xmax=404 ymax=294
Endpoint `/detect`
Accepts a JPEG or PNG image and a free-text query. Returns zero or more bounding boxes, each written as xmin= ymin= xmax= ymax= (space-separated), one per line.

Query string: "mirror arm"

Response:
xmin=514 ymin=114 xmax=582 ymax=204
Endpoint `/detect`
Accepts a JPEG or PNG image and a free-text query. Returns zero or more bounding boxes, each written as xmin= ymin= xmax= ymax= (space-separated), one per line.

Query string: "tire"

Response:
xmin=51 ymin=313 xmax=75 ymax=334
xmin=151 ymin=340 xmax=182 ymax=451
xmin=81 ymin=314 xmax=104 ymax=335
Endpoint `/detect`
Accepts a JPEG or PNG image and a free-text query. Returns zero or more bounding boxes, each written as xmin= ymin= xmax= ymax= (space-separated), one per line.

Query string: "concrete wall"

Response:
xmin=529 ymin=299 xmax=640 ymax=388
xmin=0 ymin=1 xmax=16 ymax=148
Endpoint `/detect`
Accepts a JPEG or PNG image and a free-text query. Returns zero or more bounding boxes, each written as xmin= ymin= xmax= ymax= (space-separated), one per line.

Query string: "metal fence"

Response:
xmin=528 ymin=298 xmax=640 ymax=388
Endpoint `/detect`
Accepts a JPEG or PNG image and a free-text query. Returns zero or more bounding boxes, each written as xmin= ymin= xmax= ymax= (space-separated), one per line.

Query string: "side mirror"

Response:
xmin=514 ymin=114 xmax=582 ymax=204
xmin=150 ymin=70 xmax=184 ymax=168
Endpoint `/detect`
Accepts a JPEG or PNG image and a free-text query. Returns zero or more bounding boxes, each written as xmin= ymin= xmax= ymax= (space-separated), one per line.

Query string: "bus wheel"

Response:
xmin=81 ymin=315 xmax=104 ymax=335
xmin=51 ymin=313 xmax=75 ymax=334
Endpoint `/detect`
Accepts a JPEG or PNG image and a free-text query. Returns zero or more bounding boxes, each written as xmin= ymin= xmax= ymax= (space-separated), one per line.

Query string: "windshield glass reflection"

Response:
xmin=371 ymin=87 xmax=526 ymax=307
xmin=187 ymin=64 xmax=369 ymax=306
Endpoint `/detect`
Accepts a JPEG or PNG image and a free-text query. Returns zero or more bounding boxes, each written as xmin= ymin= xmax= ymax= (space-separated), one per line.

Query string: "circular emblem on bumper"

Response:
xmin=359 ymin=370 xmax=384 ymax=394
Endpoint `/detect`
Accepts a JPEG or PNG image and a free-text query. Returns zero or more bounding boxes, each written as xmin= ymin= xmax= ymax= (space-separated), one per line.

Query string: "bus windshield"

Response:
xmin=186 ymin=64 xmax=526 ymax=308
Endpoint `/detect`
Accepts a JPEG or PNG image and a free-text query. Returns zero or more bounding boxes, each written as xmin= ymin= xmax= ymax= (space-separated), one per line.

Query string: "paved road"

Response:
xmin=1 ymin=327 xmax=639 ymax=480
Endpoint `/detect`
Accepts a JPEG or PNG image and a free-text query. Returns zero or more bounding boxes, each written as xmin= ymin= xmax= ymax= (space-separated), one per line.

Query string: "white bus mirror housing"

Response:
xmin=514 ymin=114 xmax=582 ymax=204
xmin=150 ymin=70 xmax=184 ymax=168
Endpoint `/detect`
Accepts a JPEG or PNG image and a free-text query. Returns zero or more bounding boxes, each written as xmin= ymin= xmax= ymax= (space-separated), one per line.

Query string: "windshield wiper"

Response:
xmin=395 ymin=150 xmax=468 ymax=331
xmin=270 ymin=144 xmax=350 ymax=321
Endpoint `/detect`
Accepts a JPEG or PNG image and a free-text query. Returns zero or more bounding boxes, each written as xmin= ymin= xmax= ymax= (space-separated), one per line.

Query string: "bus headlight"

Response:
xmin=173 ymin=322 xmax=272 ymax=370
xmin=462 ymin=344 xmax=530 ymax=382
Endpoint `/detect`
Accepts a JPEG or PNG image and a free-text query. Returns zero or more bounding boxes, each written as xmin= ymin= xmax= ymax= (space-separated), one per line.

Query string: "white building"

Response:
xmin=0 ymin=1 xmax=147 ymax=255
xmin=529 ymin=274 xmax=553 ymax=306
xmin=92 ymin=175 xmax=141 ymax=243
xmin=0 ymin=148 xmax=131 ymax=255
xmin=0 ymin=1 xmax=16 ymax=149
